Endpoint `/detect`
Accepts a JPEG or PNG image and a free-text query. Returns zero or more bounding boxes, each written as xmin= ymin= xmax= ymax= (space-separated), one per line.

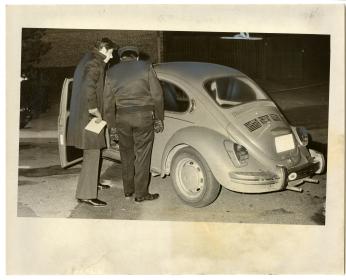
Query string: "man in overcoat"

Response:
xmin=67 ymin=38 xmax=117 ymax=207
xmin=103 ymin=46 xmax=164 ymax=202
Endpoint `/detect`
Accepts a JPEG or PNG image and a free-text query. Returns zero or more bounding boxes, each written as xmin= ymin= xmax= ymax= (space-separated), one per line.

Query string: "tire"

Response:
xmin=171 ymin=147 xmax=221 ymax=207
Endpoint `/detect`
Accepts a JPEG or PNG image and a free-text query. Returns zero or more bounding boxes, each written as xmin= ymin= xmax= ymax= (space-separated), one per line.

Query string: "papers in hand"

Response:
xmin=85 ymin=118 xmax=107 ymax=134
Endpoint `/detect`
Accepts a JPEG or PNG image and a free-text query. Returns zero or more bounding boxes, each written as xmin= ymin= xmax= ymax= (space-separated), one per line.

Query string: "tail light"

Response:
xmin=234 ymin=143 xmax=249 ymax=163
xmin=224 ymin=140 xmax=249 ymax=167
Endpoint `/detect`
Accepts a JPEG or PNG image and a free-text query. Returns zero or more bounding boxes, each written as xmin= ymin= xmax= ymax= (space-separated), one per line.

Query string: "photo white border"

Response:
xmin=5 ymin=4 xmax=345 ymax=275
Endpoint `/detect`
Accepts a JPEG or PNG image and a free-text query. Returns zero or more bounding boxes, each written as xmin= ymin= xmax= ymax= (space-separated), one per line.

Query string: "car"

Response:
xmin=58 ymin=62 xmax=326 ymax=207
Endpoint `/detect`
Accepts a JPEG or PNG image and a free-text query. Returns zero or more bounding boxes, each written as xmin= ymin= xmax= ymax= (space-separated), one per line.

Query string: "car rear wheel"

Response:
xmin=171 ymin=147 xmax=221 ymax=207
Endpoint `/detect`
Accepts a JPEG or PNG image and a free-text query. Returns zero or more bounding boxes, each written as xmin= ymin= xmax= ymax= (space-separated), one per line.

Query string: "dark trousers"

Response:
xmin=76 ymin=149 xmax=101 ymax=199
xmin=116 ymin=110 xmax=154 ymax=198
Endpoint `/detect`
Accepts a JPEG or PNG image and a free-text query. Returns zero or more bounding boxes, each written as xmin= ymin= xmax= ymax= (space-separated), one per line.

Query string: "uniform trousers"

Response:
xmin=116 ymin=110 xmax=154 ymax=198
xmin=76 ymin=149 xmax=101 ymax=199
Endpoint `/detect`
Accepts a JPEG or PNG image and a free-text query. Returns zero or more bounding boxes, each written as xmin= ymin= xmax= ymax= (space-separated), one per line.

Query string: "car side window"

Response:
xmin=160 ymin=80 xmax=190 ymax=112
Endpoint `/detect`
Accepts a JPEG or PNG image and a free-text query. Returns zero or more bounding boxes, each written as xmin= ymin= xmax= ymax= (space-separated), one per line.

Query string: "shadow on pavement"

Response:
xmin=19 ymin=165 xmax=81 ymax=177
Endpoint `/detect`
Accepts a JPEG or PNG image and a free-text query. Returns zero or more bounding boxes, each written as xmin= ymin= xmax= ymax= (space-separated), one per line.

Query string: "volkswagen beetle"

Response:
xmin=58 ymin=62 xmax=325 ymax=207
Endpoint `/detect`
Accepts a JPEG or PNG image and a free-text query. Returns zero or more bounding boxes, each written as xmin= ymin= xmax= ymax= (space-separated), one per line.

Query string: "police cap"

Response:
xmin=118 ymin=46 xmax=139 ymax=58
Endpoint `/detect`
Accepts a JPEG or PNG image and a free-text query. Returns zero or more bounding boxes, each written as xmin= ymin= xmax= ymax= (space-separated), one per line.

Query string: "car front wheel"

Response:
xmin=171 ymin=147 xmax=221 ymax=207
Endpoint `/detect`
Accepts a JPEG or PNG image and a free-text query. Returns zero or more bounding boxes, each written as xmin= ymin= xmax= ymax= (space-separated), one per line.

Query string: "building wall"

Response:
xmin=162 ymin=32 xmax=330 ymax=83
xmin=38 ymin=29 xmax=161 ymax=68
xmin=36 ymin=29 xmax=330 ymax=84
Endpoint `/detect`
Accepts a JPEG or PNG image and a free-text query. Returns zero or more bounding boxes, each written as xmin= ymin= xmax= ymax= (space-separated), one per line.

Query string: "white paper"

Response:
xmin=84 ymin=117 xmax=107 ymax=134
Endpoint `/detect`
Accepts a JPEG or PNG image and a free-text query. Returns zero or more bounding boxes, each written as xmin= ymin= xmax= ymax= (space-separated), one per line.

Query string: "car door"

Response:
xmin=58 ymin=78 xmax=83 ymax=168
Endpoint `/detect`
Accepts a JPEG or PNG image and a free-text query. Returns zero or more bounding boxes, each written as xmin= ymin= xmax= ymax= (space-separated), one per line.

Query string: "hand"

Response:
xmin=89 ymin=108 xmax=102 ymax=123
xmin=110 ymin=127 xmax=119 ymax=142
xmin=89 ymin=108 xmax=102 ymax=119
xmin=154 ymin=119 xmax=164 ymax=133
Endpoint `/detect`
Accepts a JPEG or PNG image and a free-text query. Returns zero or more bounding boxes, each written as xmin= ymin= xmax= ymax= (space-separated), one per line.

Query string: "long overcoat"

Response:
xmin=66 ymin=49 xmax=107 ymax=150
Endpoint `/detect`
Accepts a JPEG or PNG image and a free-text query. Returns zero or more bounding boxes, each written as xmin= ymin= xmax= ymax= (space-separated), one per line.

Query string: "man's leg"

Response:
xmin=117 ymin=118 xmax=136 ymax=196
xmin=133 ymin=124 xmax=155 ymax=198
xmin=76 ymin=149 xmax=100 ymax=199
xmin=97 ymin=156 xmax=111 ymax=190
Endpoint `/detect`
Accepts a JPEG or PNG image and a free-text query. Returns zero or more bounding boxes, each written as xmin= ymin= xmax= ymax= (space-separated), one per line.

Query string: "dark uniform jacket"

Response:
xmin=103 ymin=59 xmax=164 ymax=128
xmin=66 ymin=49 xmax=107 ymax=149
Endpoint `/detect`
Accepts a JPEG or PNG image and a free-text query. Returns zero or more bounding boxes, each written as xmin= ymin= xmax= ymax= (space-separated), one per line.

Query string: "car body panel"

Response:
xmin=58 ymin=62 xmax=325 ymax=196
xmin=223 ymin=101 xmax=302 ymax=172
xmin=151 ymin=71 xmax=229 ymax=172
xmin=159 ymin=126 xmax=233 ymax=187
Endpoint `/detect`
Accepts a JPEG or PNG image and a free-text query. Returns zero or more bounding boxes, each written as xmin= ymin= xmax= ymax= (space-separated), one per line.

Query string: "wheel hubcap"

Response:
xmin=176 ymin=158 xmax=205 ymax=198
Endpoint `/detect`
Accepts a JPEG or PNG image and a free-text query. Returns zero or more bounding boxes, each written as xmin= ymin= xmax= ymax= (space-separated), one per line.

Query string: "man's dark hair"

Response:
xmin=95 ymin=37 xmax=117 ymax=51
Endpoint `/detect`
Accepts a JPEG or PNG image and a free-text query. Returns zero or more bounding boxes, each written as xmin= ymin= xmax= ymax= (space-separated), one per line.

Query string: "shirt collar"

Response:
xmin=92 ymin=48 xmax=107 ymax=63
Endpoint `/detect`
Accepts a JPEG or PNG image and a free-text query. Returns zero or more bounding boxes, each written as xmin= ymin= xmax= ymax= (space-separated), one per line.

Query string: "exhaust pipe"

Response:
xmin=286 ymin=185 xmax=303 ymax=192
xmin=303 ymin=178 xmax=319 ymax=184
xmin=286 ymin=177 xmax=319 ymax=192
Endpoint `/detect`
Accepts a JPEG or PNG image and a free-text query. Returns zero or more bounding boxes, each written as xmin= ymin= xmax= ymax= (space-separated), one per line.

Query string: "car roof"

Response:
xmin=154 ymin=62 xmax=244 ymax=83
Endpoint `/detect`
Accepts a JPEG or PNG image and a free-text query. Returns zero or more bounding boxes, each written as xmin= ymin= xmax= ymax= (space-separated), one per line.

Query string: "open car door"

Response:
xmin=58 ymin=78 xmax=83 ymax=168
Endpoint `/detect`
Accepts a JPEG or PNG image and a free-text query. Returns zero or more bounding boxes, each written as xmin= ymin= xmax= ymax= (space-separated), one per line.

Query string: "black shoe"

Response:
xmin=97 ymin=183 xmax=111 ymax=190
xmin=125 ymin=192 xmax=134 ymax=198
xmin=78 ymin=198 xmax=107 ymax=207
xmin=135 ymin=193 xmax=159 ymax=202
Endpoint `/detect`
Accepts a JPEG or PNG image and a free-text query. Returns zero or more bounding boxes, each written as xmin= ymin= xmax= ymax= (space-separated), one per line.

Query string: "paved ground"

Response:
xmin=17 ymin=143 xmax=326 ymax=224
xmin=17 ymin=83 xmax=329 ymax=225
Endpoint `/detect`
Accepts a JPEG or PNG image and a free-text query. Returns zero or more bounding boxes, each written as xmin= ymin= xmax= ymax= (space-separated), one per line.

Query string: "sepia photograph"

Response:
xmin=6 ymin=4 xmax=345 ymax=275
xmin=18 ymin=28 xmax=329 ymax=224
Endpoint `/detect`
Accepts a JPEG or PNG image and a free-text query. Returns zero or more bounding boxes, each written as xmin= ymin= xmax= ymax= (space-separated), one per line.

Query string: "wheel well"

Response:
xmin=163 ymin=144 xmax=189 ymax=175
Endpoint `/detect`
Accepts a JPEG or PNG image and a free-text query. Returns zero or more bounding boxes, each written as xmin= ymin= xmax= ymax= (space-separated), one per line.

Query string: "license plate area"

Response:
xmin=275 ymin=134 xmax=295 ymax=153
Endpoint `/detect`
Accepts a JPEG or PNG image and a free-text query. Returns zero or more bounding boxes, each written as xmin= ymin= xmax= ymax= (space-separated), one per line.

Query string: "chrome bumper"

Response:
xmin=228 ymin=159 xmax=322 ymax=193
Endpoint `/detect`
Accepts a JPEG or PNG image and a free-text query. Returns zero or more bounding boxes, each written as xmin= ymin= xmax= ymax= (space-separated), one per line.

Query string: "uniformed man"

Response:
xmin=103 ymin=46 xmax=164 ymax=202
xmin=67 ymin=38 xmax=117 ymax=207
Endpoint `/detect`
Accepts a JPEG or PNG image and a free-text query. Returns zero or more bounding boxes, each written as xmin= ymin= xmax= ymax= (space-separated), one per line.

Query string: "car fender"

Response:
xmin=161 ymin=126 xmax=234 ymax=187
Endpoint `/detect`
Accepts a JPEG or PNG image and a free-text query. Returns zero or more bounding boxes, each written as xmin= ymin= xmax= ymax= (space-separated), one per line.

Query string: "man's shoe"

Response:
xmin=125 ymin=192 xmax=134 ymax=198
xmin=78 ymin=198 xmax=107 ymax=207
xmin=97 ymin=183 xmax=111 ymax=190
xmin=135 ymin=193 xmax=159 ymax=202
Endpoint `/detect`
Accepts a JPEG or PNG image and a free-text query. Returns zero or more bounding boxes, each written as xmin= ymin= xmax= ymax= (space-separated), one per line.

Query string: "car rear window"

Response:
xmin=204 ymin=76 xmax=268 ymax=108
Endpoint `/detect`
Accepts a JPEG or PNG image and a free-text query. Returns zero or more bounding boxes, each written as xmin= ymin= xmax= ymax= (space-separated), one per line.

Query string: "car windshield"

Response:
xmin=204 ymin=76 xmax=268 ymax=108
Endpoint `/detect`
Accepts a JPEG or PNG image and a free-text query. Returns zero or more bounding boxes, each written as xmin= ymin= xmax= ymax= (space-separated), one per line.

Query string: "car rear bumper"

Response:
xmin=226 ymin=152 xmax=324 ymax=193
